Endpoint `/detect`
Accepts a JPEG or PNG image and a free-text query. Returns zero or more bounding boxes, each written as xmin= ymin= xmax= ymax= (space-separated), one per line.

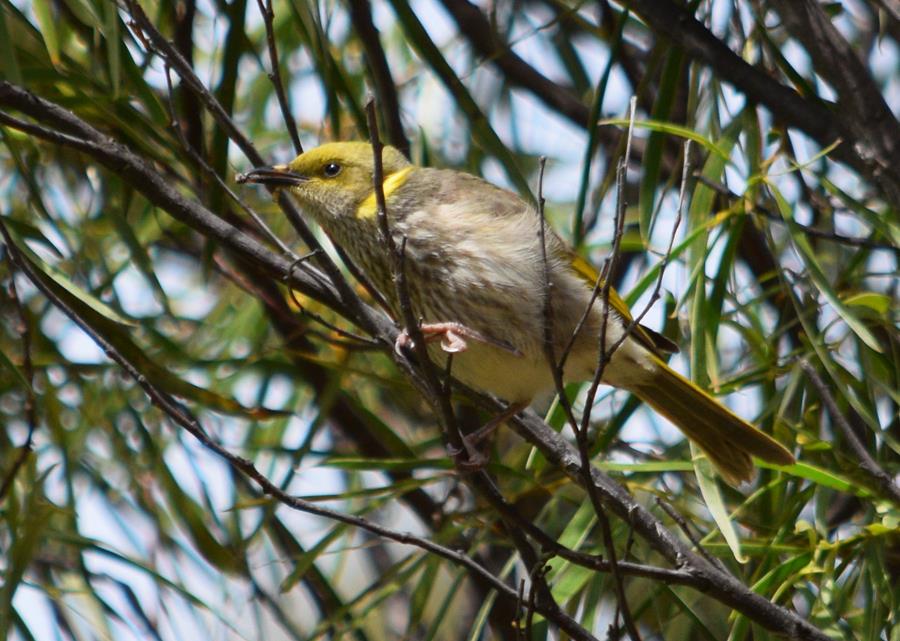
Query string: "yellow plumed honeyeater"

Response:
xmin=239 ymin=141 xmax=795 ymax=484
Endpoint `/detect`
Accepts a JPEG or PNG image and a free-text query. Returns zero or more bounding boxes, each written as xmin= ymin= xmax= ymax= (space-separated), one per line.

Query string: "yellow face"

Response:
xmin=240 ymin=142 xmax=411 ymax=220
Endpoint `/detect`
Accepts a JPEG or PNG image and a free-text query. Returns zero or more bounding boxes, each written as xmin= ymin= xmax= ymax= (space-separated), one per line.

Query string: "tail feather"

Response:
xmin=631 ymin=358 xmax=795 ymax=485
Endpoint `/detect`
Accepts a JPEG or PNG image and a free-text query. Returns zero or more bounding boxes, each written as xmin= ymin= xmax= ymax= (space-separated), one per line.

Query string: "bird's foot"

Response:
xmin=447 ymin=441 xmax=489 ymax=472
xmin=448 ymin=402 xmax=527 ymax=473
xmin=394 ymin=321 xmax=522 ymax=356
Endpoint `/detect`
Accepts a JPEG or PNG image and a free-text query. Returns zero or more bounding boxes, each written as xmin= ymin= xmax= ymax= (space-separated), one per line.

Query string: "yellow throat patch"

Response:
xmin=355 ymin=166 xmax=414 ymax=219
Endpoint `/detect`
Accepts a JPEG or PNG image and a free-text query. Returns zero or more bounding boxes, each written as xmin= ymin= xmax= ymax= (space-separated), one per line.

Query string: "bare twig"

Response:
xmin=162 ymin=66 xmax=296 ymax=257
xmin=525 ymin=561 xmax=544 ymax=638
xmin=346 ymin=0 xmax=410 ymax=157
xmin=622 ymin=0 xmax=899 ymax=204
xmin=535 ymin=141 xmax=641 ymax=639
xmin=694 ymin=175 xmax=895 ymax=252
xmin=333 ymin=243 xmax=394 ymax=314
xmin=799 ymin=360 xmax=900 ymax=505
xmin=580 ymin=97 xmax=643 ymax=640
xmin=283 ymin=253 xmax=380 ymax=348
xmin=656 ymin=498 xmax=726 ymax=572
xmin=254 ymin=0 xmax=302 ymax=154
xmin=619 ymin=140 xmax=691 ymax=339
xmin=363 ymin=105 xmax=589 ymax=639
xmin=363 ymin=98 xmax=474 ymax=471
xmin=583 ymin=96 xmax=638 ymax=425
xmin=514 ymin=578 xmax=526 ymax=641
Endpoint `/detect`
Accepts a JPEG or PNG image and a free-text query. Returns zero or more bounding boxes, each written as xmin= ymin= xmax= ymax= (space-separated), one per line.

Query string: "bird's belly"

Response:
xmin=421 ymin=305 xmax=658 ymax=404
xmin=426 ymin=342 xmax=553 ymax=403
xmin=426 ymin=331 xmax=655 ymax=404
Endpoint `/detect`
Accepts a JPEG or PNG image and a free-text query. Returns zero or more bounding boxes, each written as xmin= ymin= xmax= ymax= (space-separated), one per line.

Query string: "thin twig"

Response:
xmin=694 ymin=174 xmax=895 ymax=252
xmin=533 ymin=144 xmax=638 ymax=638
xmin=582 ymin=96 xmax=638 ymax=423
xmin=363 ymin=99 xmax=475 ymax=471
xmin=534 ymin=156 xmax=583 ymax=431
xmin=800 ymin=360 xmax=900 ymax=504
xmin=534 ymin=140 xmax=640 ymax=639
xmin=363 ymin=117 xmax=576 ymax=641
xmin=254 ymin=0 xmax=302 ymax=154
xmin=346 ymin=0 xmax=410 ymax=157
xmin=525 ymin=561 xmax=544 ymax=638
xmin=537 ymin=157 xmax=558 ymax=376
xmin=283 ymin=253 xmax=380 ymax=348
xmin=333 ymin=243 xmax=393 ymax=313
xmin=162 ymin=66 xmax=296 ymax=257
xmin=576 ymin=97 xmax=642 ymax=641
xmin=363 ymin=105 xmax=586 ymax=638
xmin=615 ymin=139 xmax=691 ymax=342
xmin=656 ymin=498 xmax=727 ymax=572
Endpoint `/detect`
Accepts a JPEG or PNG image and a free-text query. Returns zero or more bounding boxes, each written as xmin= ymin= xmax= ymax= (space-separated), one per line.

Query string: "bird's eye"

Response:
xmin=323 ymin=162 xmax=341 ymax=178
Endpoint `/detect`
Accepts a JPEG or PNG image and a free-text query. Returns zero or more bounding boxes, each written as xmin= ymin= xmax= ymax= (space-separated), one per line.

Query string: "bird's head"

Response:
xmin=238 ymin=142 xmax=411 ymax=221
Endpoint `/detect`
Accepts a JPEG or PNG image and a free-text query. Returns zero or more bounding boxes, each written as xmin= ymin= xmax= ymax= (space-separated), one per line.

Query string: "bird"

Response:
xmin=238 ymin=141 xmax=795 ymax=484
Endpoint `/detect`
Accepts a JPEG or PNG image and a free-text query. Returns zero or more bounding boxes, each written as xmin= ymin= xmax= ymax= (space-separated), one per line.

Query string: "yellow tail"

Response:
xmin=630 ymin=358 xmax=794 ymax=485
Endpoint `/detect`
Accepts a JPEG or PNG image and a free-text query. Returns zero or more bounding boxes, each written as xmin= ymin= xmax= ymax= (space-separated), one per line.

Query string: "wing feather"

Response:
xmin=566 ymin=251 xmax=679 ymax=356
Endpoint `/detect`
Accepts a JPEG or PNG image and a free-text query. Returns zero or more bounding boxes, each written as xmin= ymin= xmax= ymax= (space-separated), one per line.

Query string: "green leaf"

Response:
xmin=842 ymin=292 xmax=891 ymax=314
xmin=758 ymin=461 xmax=873 ymax=497
xmin=13 ymin=235 xmax=137 ymax=327
xmin=32 ymin=0 xmax=59 ymax=64
xmin=319 ymin=456 xmax=452 ymax=471
xmin=103 ymin=0 xmax=121 ymax=96
xmin=108 ymin=193 xmax=170 ymax=313
xmin=280 ymin=522 xmax=348 ymax=592
xmin=639 ymin=49 xmax=684 ymax=242
xmin=693 ymin=445 xmax=748 ymax=563
xmin=599 ymin=117 xmax=731 ymax=160
xmin=60 ymin=0 xmax=102 ymax=26
xmin=768 ymin=182 xmax=883 ymax=352
xmin=0 ymin=4 xmax=22 ymax=84
xmin=595 ymin=460 xmax=694 ymax=473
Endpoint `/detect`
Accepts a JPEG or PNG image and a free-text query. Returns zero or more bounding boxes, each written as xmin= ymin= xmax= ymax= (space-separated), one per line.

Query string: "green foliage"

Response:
xmin=1 ymin=0 xmax=897 ymax=640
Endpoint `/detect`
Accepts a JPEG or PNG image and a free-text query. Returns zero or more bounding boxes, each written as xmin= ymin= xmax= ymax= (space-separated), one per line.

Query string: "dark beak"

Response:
xmin=236 ymin=165 xmax=307 ymax=187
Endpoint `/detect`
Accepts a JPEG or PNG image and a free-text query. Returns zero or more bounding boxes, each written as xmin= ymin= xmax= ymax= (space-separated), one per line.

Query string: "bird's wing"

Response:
xmin=566 ymin=251 xmax=679 ymax=356
xmin=435 ymin=171 xmax=526 ymax=218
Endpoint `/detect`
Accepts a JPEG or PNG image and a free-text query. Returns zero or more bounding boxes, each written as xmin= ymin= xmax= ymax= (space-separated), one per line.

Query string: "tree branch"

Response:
xmin=800 ymin=360 xmax=900 ymax=505
xmin=0 ymin=81 xmax=835 ymax=641
xmin=622 ymin=0 xmax=900 ymax=204
xmin=771 ymin=0 xmax=900 ymax=205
